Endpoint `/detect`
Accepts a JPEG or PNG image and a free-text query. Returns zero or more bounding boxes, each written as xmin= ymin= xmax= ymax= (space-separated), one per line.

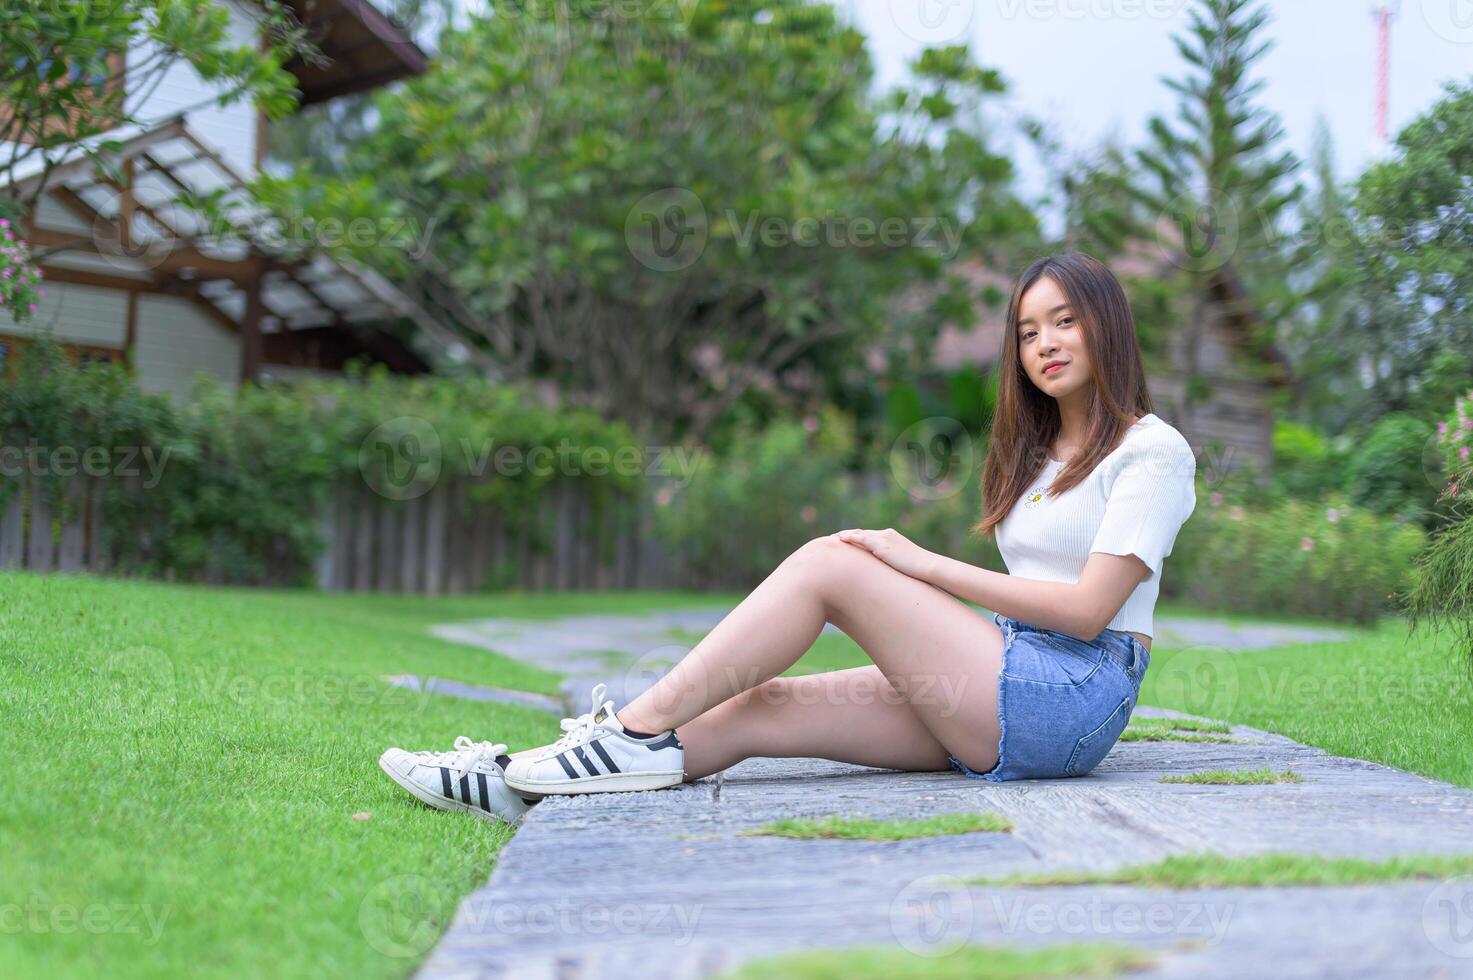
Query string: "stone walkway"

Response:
xmin=427 ymin=607 xmax=1359 ymax=717
xmin=411 ymin=609 xmax=1470 ymax=978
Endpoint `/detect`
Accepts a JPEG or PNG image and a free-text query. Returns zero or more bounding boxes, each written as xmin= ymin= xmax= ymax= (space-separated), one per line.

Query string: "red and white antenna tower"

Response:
xmin=1370 ymin=1 xmax=1400 ymax=157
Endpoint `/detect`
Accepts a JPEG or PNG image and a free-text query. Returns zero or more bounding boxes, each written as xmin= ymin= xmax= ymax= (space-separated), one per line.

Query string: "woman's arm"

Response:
xmin=833 ymin=527 xmax=1149 ymax=640
xmin=924 ymin=550 xmax=1149 ymax=641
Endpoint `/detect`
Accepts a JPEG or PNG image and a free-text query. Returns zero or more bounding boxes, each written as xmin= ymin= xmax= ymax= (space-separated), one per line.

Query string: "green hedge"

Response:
xmin=1 ymin=338 xmax=642 ymax=585
xmin=1172 ymin=490 xmax=1425 ymax=625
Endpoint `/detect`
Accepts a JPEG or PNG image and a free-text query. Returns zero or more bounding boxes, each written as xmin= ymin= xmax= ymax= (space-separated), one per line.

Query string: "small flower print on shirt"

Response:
xmin=1022 ymin=486 xmax=1047 ymax=508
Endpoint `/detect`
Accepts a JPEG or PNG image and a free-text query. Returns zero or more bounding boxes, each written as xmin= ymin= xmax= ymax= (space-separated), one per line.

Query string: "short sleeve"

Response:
xmin=1088 ymin=437 xmax=1197 ymax=582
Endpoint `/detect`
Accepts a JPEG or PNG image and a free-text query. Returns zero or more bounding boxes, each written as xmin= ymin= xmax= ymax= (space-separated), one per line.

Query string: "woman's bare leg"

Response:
xmin=611 ymin=534 xmax=1006 ymax=775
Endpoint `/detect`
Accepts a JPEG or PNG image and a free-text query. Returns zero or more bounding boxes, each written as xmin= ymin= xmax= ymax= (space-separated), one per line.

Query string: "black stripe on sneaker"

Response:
xmin=644 ymin=732 xmax=682 ymax=752
xmin=495 ymin=753 xmax=512 ymax=770
xmin=475 ymin=772 xmax=492 ymax=812
xmin=588 ymin=740 xmax=621 ymax=773
xmin=459 ymin=773 xmax=471 ymax=805
xmin=440 ymin=767 xmax=454 ymax=798
xmin=570 ymin=745 xmax=601 ymax=777
xmin=555 ymin=751 xmax=580 ymax=779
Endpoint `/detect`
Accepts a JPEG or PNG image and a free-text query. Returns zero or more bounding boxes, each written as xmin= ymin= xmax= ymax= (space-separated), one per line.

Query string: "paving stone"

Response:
xmin=410 ymin=611 xmax=1473 ymax=978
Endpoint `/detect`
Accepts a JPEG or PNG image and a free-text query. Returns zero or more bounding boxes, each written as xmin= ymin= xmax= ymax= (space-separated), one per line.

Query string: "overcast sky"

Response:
xmin=835 ymin=0 xmax=1473 ymax=227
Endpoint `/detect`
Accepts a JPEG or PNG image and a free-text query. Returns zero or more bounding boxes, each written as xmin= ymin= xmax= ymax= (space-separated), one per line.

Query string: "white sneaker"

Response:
xmin=378 ymin=736 xmax=540 ymax=826
xmin=502 ymin=682 xmax=685 ymax=795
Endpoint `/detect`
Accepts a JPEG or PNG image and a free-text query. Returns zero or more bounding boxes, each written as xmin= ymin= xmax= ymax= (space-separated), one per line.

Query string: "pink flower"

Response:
xmin=1326 ymin=507 xmax=1340 ymax=523
xmin=1462 ymin=446 xmax=1470 ymax=461
xmin=1440 ymin=422 xmax=1449 ymax=434
xmin=1463 ymin=418 xmax=1473 ymax=431
xmin=26 ymin=303 xmax=36 ymax=315
xmin=800 ymin=505 xmax=817 ymax=523
xmin=1229 ymin=506 xmax=1245 ymax=521
xmin=802 ymin=414 xmax=820 ymax=433
xmin=1300 ymin=536 xmax=1314 ymax=552
xmin=1209 ymin=491 xmax=1223 ymax=507
xmin=654 ymin=486 xmax=674 ymax=507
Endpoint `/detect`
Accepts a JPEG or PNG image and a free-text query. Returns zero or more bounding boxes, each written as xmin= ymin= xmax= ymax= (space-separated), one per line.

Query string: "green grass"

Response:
xmin=0 ymin=573 xmax=726 ymax=979
xmin=738 ymin=812 xmax=1013 ymax=841
xmin=717 ymin=942 xmax=1154 ymax=979
xmin=1127 ymin=716 xmax=1232 ymax=733
xmin=1159 ymin=769 xmax=1302 ymax=785
xmin=1139 ymin=615 xmax=1473 ymax=787
xmin=1117 ymin=729 xmax=1238 ymax=743
xmin=973 ymin=850 xmax=1473 ymax=888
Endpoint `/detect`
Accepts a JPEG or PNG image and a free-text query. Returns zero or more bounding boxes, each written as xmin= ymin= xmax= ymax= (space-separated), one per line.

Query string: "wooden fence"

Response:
xmin=1 ymin=466 xmax=898 ymax=594
xmin=0 ymin=472 xmax=111 ymax=574
xmin=311 ymin=476 xmax=777 ymax=594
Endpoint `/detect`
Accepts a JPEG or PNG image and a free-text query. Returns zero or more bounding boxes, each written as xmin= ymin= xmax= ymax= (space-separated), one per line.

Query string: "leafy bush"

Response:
xmin=1 ymin=337 xmax=643 ymax=586
xmin=1173 ymin=490 xmax=1425 ymax=625
xmin=1270 ymin=419 xmax=1347 ymax=501
xmin=1346 ymin=412 xmax=1438 ymax=525
xmin=1404 ymin=391 xmax=1473 ymax=672
xmin=652 ymin=406 xmax=860 ymax=587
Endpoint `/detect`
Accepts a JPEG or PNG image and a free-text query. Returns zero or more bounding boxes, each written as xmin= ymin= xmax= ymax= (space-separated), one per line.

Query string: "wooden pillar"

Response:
xmin=240 ymin=273 xmax=263 ymax=383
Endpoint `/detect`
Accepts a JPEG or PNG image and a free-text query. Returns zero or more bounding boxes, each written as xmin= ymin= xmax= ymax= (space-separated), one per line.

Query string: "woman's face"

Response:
xmin=1016 ymin=276 xmax=1091 ymax=401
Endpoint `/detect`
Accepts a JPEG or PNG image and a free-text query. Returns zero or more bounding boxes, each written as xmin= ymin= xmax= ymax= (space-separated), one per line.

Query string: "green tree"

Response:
xmin=264 ymin=0 xmax=1036 ymax=441
xmin=1112 ymin=0 xmax=1304 ymax=420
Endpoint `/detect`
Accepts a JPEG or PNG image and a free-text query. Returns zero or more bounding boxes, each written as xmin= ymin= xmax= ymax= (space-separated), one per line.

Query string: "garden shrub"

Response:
xmin=1346 ymin=412 xmax=1438 ymax=525
xmin=1173 ymin=490 xmax=1425 ymax=625
xmin=1404 ymin=390 xmax=1473 ymax=672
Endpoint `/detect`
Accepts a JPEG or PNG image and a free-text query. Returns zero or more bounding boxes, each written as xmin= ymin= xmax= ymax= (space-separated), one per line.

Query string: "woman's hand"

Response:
xmin=833 ymin=527 xmax=939 ymax=582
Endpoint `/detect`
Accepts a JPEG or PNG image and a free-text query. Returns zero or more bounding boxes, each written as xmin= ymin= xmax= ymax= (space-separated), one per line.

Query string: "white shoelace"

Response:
xmin=412 ymin=736 xmax=509 ymax=776
xmin=546 ymin=682 xmax=614 ymax=756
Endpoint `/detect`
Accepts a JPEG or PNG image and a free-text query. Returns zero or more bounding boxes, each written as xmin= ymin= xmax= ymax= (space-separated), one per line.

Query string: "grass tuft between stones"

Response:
xmin=739 ymin=811 xmax=1013 ymax=841
xmin=971 ymin=851 xmax=1473 ymax=888
xmin=1159 ymin=768 xmax=1303 ymax=784
xmin=716 ymin=941 xmax=1154 ymax=979
xmin=1129 ymin=716 xmax=1232 ymax=733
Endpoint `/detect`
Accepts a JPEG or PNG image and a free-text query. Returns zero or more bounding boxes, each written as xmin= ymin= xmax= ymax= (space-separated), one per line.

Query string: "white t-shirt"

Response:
xmin=994 ymin=413 xmax=1197 ymax=638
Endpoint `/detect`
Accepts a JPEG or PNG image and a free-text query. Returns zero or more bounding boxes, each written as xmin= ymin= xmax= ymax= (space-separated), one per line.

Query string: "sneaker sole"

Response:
xmin=378 ymin=754 xmax=523 ymax=826
xmin=503 ymin=769 xmax=684 ymax=794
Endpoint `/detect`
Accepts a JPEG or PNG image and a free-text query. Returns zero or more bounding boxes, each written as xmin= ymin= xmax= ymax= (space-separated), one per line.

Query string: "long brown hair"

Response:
xmin=971 ymin=252 xmax=1153 ymax=538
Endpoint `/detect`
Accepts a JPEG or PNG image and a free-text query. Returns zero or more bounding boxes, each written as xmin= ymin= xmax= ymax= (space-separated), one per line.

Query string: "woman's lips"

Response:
xmin=1043 ymin=362 xmax=1067 ymax=375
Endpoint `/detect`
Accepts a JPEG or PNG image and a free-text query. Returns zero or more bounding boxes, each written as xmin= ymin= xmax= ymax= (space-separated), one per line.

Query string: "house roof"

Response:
xmin=26 ymin=117 xmax=443 ymax=367
xmin=280 ymin=0 xmax=429 ymax=106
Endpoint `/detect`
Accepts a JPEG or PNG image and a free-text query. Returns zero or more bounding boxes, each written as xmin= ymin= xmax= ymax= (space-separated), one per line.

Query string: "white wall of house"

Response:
xmin=132 ymin=294 xmax=241 ymax=399
xmin=0 ymin=282 xmax=129 ymax=348
xmin=128 ymin=0 xmax=262 ymax=176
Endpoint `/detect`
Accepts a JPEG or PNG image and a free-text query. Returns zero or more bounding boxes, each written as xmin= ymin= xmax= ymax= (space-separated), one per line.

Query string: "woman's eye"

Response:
xmin=1058 ymin=317 xmax=1073 ymax=326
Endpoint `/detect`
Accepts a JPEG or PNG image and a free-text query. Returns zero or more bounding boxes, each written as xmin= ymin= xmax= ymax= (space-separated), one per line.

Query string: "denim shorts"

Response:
xmin=949 ymin=612 xmax=1150 ymax=781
